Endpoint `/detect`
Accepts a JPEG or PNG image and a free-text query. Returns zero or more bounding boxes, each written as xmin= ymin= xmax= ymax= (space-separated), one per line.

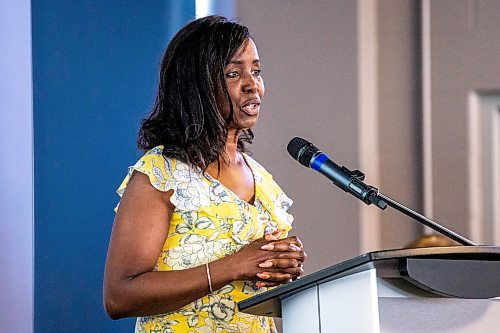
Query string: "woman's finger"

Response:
xmin=257 ymin=250 xmax=306 ymax=265
xmin=258 ymin=258 xmax=300 ymax=269
xmin=269 ymin=266 xmax=304 ymax=278
xmin=257 ymin=264 xmax=304 ymax=281
xmin=264 ymin=233 xmax=278 ymax=241
xmin=260 ymin=236 xmax=303 ymax=251
xmin=274 ymin=250 xmax=307 ymax=263
xmin=255 ymin=281 xmax=280 ymax=288
xmin=257 ymin=272 xmax=292 ymax=282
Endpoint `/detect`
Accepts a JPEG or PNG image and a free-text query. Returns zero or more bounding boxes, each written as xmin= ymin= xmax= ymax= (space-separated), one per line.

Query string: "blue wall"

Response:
xmin=32 ymin=1 xmax=194 ymax=331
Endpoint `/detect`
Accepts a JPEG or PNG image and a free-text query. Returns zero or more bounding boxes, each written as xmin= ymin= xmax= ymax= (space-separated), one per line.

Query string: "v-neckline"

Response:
xmin=204 ymin=153 xmax=258 ymax=207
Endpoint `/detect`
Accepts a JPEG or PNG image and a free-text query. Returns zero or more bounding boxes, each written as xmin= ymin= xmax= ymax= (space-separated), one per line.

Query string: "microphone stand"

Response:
xmin=368 ymin=192 xmax=476 ymax=246
xmin=342 ymin=167 xmax=476 ymax=246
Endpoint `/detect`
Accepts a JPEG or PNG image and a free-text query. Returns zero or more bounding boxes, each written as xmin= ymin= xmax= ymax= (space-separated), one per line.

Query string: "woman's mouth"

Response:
xmin=240 ymin=100 xmax=261 ymax=116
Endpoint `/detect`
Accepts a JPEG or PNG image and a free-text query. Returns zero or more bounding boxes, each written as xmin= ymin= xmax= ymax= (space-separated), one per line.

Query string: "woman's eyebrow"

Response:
xmin=228 ymin=59 xmax=260 ymax=65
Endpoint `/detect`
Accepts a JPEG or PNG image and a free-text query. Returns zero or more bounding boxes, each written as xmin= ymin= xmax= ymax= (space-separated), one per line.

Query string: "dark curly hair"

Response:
xmin=138 ymin=15 xmax=254 ymax=170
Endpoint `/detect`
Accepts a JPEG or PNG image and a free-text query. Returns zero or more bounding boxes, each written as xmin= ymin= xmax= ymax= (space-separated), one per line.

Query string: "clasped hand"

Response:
xmin=233 ymin=230 xmax=306 ymax=288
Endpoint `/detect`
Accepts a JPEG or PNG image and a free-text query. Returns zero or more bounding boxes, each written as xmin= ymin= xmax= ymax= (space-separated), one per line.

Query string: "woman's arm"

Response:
xmin=103 ymin=171 xmax=305 ymax=319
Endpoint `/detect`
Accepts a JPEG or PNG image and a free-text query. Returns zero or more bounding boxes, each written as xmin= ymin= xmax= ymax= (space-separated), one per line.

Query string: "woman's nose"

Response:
xmin=242 ymin=74 xmax=258 ymax=93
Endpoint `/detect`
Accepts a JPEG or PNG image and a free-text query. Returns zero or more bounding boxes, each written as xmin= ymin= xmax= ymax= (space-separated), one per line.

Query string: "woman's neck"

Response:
xmin=223 ymin=130 xmax=240 ymax=164
xmin=206 ymin=130 xmax=244 ymax=178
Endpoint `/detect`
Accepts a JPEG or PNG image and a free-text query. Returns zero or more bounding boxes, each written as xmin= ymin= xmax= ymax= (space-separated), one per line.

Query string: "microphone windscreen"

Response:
xmin=287 ymin=137 xmax=319 ymax=167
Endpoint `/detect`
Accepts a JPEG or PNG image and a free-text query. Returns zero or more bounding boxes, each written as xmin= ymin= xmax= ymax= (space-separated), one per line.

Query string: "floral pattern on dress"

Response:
xmin=116 ymin=146 xmax=293 ymax=333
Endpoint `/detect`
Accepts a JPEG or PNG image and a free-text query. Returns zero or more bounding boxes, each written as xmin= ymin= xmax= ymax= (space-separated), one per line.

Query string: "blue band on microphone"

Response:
xmin=311 ymin=153 xmax=328 ymax=171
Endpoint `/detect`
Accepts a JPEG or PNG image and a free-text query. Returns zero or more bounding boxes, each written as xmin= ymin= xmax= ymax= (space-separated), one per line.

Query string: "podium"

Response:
xmin=238 ymin=246 xmax=500 ymax=333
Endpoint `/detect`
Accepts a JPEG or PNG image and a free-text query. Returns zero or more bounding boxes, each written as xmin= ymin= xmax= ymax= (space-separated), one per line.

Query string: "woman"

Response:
xmin=103 ymin=15 xmax=306 ymax=333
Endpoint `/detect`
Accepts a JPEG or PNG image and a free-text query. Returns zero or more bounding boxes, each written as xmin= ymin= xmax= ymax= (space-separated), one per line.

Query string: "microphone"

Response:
xmin=287 ymin=137 xmax=387 ymax=209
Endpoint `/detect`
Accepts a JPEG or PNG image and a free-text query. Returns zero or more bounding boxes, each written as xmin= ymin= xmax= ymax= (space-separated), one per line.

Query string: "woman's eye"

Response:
xmin=252 ymin=69 xmax=261 ymax=76
xmin=225 ymin=71 xmax=239 ymax=78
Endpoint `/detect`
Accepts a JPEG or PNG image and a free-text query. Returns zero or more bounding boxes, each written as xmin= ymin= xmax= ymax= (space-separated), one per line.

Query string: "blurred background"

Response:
xmin=1 ymin=0 xmax=499 ymax=331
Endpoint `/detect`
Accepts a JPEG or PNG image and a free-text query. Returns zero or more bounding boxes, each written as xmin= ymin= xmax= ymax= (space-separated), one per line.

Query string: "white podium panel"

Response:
xmin=282 ymin=285 xmax=320 ymax=333
xmin=319 ymin=269 xmax=380 ymax=333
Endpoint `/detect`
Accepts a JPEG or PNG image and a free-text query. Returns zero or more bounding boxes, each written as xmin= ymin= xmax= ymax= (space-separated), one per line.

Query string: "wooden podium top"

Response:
xmin=238 ymin=246 xmax=500 ymax=317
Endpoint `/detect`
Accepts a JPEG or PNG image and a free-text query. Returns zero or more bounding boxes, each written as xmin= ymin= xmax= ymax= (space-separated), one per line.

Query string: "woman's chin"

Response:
xmin=230 ymin=118 xmax=258 ymax=131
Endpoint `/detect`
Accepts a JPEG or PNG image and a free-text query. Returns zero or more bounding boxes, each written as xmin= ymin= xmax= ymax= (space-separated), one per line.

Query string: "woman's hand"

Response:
xmin=257 ymin=232 xmax=306 ymax=287
xmin=226 ymin=230 xmax=306 ymax=287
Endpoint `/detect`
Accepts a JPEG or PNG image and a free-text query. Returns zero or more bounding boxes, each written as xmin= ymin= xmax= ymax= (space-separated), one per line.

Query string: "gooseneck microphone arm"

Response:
xmin=287 ymin=137 xmax=476 ymax=246
xmin=374 ymin=192 xmax=476 ymax=246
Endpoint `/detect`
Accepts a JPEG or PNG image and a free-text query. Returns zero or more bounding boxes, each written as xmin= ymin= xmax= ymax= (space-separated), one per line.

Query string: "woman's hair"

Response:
xmin=138 ymin=15 xmax=254 ymax=170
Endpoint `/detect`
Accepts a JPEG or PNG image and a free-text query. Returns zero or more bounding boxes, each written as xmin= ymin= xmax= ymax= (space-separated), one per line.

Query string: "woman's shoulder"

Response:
xmin=117 ymin=146 xmax=193 ymax=196
xmin=137 ymin=145 xmax=174 ymax=166
xmin=132 ymin=146 xmax=178 ymax=185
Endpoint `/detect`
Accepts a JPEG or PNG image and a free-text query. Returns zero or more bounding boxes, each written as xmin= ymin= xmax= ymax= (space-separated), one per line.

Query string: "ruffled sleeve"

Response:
xmin=116 ymin=146 xmax=178 ymax=197
xmin=115 ymin=146 xmax=212 ymax=212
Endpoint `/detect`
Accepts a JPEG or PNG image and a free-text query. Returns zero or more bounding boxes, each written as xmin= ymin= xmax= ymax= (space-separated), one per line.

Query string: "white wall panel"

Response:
xmin=0 ymin=0 xmax=34 ymax=331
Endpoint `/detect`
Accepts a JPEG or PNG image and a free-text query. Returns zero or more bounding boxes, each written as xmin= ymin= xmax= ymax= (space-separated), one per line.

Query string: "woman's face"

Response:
xmin=219 ymin=38 xmax=265 ymax=131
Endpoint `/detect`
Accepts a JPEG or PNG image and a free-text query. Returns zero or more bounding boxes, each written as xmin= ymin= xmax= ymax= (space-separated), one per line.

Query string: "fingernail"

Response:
xmin=258 ymin=260 xmax=273 ymax=268
xmin=261 ymin=244 xmax=274 ymax=250
xmin=289 ymin=244 xmax=301 ymax=251
xmin=255 ymin=282 xmax=265 ymax=288
xmin=275 ymin=229 xmax=286 ymax=236
xmin=257 ymin=272 xmax=271 ymax=279
xmin=265 ymin=233 xmax=278 ymax=241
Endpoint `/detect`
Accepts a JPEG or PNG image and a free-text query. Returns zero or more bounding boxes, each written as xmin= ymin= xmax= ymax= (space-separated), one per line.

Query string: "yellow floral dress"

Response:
xmin=116 ymin=146 xmax=294 ymax=333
